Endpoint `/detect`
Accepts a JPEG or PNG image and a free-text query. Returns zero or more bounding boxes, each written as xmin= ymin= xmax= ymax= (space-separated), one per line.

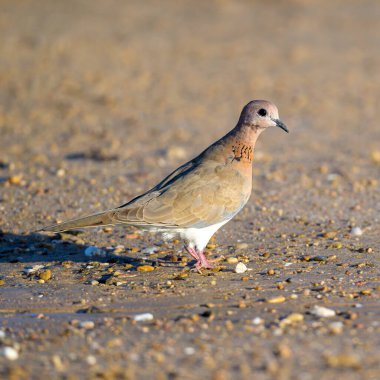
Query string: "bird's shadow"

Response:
xmin=0 ymin=230 xmax=181 ymax=269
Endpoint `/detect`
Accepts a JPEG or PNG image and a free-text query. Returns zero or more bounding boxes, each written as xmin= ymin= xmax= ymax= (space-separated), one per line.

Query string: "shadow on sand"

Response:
xmin=0 ymin=230 xmax=185 ymax=269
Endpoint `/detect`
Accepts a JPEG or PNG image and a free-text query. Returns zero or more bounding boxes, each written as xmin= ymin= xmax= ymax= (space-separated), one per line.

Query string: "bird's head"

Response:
xmin=238 ymin=100 xmax=288 ymax=133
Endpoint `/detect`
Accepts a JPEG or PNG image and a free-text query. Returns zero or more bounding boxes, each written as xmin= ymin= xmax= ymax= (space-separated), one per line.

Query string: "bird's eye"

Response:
xmin=258 ymin=108 xmax=267 ymax=117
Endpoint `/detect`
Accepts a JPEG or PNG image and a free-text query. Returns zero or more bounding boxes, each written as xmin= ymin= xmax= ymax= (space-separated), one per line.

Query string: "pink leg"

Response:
xmin=185 ymin=246 xmax=213 ymax=271
xmin=185 ymin=246 xmax=200 ymax=261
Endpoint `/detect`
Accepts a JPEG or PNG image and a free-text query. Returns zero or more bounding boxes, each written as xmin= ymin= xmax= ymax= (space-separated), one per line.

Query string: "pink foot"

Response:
xmin=186 ymin=246 xmax=213 ymax=271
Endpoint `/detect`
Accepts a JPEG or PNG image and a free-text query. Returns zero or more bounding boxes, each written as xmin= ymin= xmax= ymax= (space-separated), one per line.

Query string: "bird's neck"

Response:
xmin=227 ymin=124 xmax=262 ymax=164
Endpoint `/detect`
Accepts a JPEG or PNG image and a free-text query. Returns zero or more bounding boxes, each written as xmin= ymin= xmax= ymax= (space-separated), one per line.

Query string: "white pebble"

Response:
xmin=84 ymin=246 xmax=106 ymax=257
xmin=23 ymin=264 xmax=44 ymax=275
xmin=141 ymin=247 xmax=158 ymax=255
xmin=350 ymin=227 xmax=363 ymax=236
xmin=252 ymin=317 xmax=264 ymax=325
xmin=310 ymin=305 xmax=336 ymax=318
xmin=234 ymin=262 xmax=248 ymax=274
xmin=133 ymin=313 xmax=154 ymax=322
xmin=0 ymin=330 xmax=5 ymax=339
xmin=1 ymin=346 xmax=19 ymax=361
xmin=184 ymin=347 xmax=195 ymax=355
xmin=86 ymin=355 xmax=97 ymax=365
xmin=329 ymin=321 xmax=344 ymax=334
xmin=78 ymin=320 xmax=95 ymax=329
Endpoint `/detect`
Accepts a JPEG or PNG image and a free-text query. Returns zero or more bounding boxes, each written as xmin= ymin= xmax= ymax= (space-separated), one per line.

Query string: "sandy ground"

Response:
xmin=0 ymin=0 xmax=380 ymax=379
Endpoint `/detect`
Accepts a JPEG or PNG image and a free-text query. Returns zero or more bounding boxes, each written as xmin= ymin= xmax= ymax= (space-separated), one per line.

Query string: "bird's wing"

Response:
xmin=112 ymin=162 xmax=250 ymax=228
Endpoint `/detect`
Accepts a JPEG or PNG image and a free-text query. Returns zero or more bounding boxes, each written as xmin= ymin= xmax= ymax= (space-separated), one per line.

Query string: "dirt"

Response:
xmin=0 ymin=0 xmax=379 ymax=379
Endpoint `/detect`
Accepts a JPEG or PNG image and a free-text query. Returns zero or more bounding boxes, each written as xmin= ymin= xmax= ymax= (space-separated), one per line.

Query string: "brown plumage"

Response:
xmin=41 ymin=100 xmax=288 ymax=270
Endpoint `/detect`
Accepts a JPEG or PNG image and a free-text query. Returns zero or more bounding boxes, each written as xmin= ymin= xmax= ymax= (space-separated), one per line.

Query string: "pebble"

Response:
xmin=323 ymin=231 xmax=337 ymax=238
xmin=326 ymin=354 xmax=361 ymax=369
xmin=39 ymin=269 xmax=52 ymax=281
xmin=0 ymin=279 xmax=4 ymax=286
xmin=7 ymin=175 xmax=23 ymax=185
xmin=0 ymin=330 xmax=5 ymax=339
xmin=137 ymin=265 xmax=155 ymax=272
xmin=226 ymin=257 xmax=239 ymax=264
xmin=234 ymin=262 xmax=247 ymax=274
xmin=184 ymin=347 xmax=196 ymax=355
xmin=24 ymin=265 xmax=44 ymax=275
xmin=141 ymin=247 xmax=158 ymax=255
xmin=350 ymin=227 xmax=363 ymax=236
xmin=328 ymin=321 xmax=343 ymax=334
xmin=267 ymin=295 xmax=286 ymax=304
xmin=280 ymin=313 xmax=304 ymax=327
xmin=86 ymin=355 xmax=97 ymax=365
xmin=310 ymin=305 xmax=336 ymax=318
xmin=78 ymin=321 xmax=95 ymax=330
xmin=90 ymin=280 xmax=99 ymax=286
xmin=133 ymin=313 xmax=154 ymax=322
xmin=0 ymin=346 xmax=19 ymax=361
xmin=371 ymin=150 xmax=380 ymax=164
xmin=84 ymin=246 xmax=106 ymax=257
xmin=234 ymin=243 xmax=249 ymax=250
xmin=252 ymin=317 xmax=264 ymax=325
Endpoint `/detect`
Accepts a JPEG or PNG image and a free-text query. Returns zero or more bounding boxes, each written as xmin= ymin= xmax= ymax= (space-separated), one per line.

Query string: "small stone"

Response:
xmin=84 ymin=246 xmax=106 ymax=257
xmin=0 ymin=346 xmax=19 ymax=361
xmin=267 ymin=295 xmax=286 ymax=304
xmin=56 ymin=168 xmax=65 ymax=177
xmin=252 ymin=317 xmax=264 ymax=325
xmin=133 ymin=313 xmax=154 ymax=322
xmin=267 ymin=269 xmax=275 ymax=275
xmin=310 ymin=305 xmax=336 ymax=318
xmin=371 ymin=150 xmax=380 ymax=164
xmin=137 ymin=265 xmax=155 ymax=272
xmin=184 ymin=347 xmax=195 ymax=355
xmin=90 ymin=280 xmax=99 ymax=286
xmin=323 ymin=231 xmax=337 ymax=239
xmin=7 ymin=175 xmax=23 ymax=185
xmin=311 ymin=255 xmax=327 ymax=262
xmin=350 ymin=227 xmax=363 ymax=236
xmin=235 ymin=243 xmax=249 ymax=250
xmin=39 ymin=269 xmax=52 ymax=281
xmin=0 ymin=279 xmax=4 ymax=286
xmin=328 ymin=321 xmax=343 ymax=334
xmin=280 ymin=313 xmax=304 ymax=327
xmin=326 ymin=354 xmax=361 ymax=369
xmin=234 ymin=262 xmax=248 ymax=274
xmin=23 ymin=264 xmax=44 ymax=275
xmin=274 ymin=343 xmax=292 ymax=359
xmin=330 ymin=242 xmax=343 ymax=249
xmin=226 ymin=257 xmax=239 ymax=264
xmin=78 ymin=321 xmax=95 ymax=330
xmin=141 ymin=247 xmax=158 ymax=255
xmin=86 ymin=355 xmax=97 ymax=365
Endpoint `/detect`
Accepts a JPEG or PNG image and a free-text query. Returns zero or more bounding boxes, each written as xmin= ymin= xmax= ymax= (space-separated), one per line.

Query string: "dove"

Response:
xmin=41 ymin=100 xmax=288 ymax=270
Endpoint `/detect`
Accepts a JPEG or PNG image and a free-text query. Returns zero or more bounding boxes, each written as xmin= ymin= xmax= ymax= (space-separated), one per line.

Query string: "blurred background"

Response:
xmin=1 ymin=0 xmax=379 ymax=230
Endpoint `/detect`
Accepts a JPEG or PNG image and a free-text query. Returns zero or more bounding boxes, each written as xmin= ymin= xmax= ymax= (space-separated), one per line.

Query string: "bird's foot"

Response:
xmin=186 ymin=246 xmax=213 ymax=272
xmin=195 ymin=250 xmax=214 ymax=271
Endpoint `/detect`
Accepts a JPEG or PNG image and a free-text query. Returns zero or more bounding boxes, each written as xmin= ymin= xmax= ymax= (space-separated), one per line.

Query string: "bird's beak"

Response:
xmin=273 ymin=118 xmax=289 ymax=133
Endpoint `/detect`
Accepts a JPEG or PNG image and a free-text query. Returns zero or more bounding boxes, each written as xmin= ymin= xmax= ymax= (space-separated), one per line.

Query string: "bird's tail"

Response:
xmin=39 ymin=210 xmax=117 ymax=233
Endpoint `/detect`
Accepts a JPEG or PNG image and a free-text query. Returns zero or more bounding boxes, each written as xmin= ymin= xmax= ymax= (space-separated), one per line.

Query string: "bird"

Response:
xmin=41 ymin=100 xmax=288 ymax=270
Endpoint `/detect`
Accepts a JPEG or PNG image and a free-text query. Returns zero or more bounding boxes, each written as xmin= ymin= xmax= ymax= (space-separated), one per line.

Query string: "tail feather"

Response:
xmin=40 ymin=210 xmax=116 ymax=233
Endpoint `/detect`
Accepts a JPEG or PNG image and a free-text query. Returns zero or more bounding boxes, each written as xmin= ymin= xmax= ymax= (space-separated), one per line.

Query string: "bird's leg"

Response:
xmin=185 ymin=246 xmax=200 ymax=261
xmin=195 ymin=248 xmax=214 ymax=270
xmin=185 ymin=246 xmax=213 ymax=271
